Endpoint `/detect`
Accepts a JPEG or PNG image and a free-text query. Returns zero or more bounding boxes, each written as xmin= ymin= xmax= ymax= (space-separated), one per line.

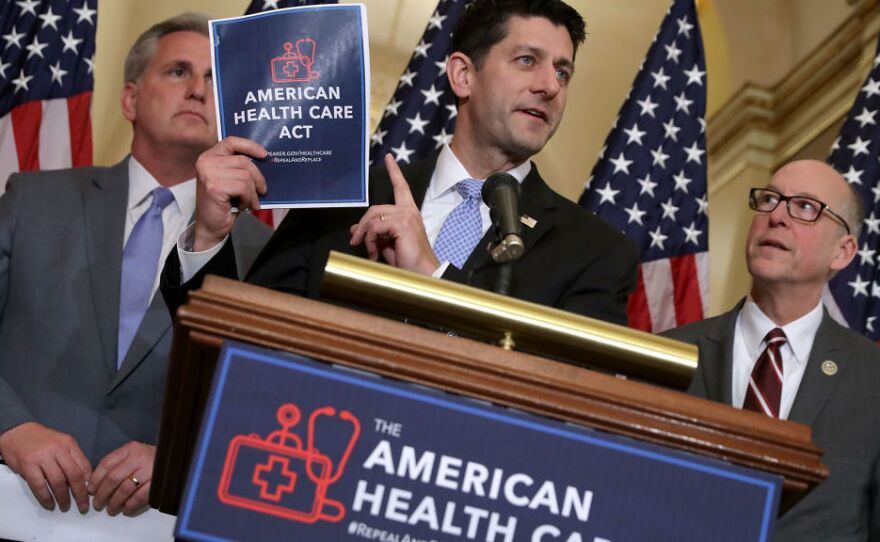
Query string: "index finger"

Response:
xmin=384 ymin=153 xmax=416 ymax=207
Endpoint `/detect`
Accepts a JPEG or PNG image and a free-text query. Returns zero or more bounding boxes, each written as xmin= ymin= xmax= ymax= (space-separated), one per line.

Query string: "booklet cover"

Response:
xmin=210 ymin=5 xmax=370 ymax=208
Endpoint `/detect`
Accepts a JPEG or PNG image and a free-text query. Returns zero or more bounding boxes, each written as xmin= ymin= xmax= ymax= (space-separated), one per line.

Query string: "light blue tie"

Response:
xmin=433 ymin=178 xmax=484 ymax=269
xmin=117 ymin=187 xmax=174 ymax=367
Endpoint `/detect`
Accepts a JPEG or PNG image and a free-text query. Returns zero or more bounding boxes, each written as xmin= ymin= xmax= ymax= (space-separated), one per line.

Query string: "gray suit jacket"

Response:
xmin=665 ymin=303 xmax=880 ymax=541
xmin=0 ymin=158 xmax=270 ymax=465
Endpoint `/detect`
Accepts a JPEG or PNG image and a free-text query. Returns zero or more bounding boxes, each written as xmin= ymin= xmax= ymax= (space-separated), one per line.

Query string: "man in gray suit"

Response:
xmin=666 ymin=160 xmax=880 ymax=540
xmin=0 ymin=14 xmax=268 ymax=518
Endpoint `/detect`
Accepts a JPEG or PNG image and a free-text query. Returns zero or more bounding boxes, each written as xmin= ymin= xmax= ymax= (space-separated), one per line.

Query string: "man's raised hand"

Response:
xmin=349 ymin=153 xmax=439 ymax=275
xmin=193 ymin=136 xmax=267 ymax=251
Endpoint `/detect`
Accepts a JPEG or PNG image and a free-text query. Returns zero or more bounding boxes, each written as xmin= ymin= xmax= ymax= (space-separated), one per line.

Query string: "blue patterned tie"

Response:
xmin=117 ymin=187 xmax=174 ymax=367
xmin=433 ymin=178 xmax=484 ymax=269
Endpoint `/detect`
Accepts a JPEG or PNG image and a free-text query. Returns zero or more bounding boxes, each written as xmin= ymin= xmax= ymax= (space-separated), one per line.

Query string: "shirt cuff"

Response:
xmin=432 ymin=261 xmax=450 ymax=278
xmin=177 ymin=223 xmax=229 ymax=283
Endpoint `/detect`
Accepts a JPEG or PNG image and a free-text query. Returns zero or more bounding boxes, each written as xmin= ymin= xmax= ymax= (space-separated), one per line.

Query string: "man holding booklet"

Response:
xmin=0 ymin=13 xmax=270 ymax=520
xmin=164 ymin=0 xmax=638 ymax=326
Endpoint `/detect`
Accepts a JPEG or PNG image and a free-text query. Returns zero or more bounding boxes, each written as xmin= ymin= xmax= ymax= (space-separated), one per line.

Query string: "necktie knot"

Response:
xmin=764 ymin=327 xmax=787 ymax=346
xmin=149 ymin=187 xmax=174 ymax=215
xmin=455 ymin=178 xmax=483 ymax=201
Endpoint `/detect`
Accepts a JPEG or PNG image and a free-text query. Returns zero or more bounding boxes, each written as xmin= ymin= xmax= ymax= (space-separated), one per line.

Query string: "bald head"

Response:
xmin=745 ymin=159 xmax=860 ymax=303
xmin=772 ymin=160 xmax=864 ymax=237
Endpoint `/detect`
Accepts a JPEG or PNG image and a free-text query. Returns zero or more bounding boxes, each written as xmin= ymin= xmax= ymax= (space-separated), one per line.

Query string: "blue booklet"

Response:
xmin=209 ymin=5 xmax=370 ymax=208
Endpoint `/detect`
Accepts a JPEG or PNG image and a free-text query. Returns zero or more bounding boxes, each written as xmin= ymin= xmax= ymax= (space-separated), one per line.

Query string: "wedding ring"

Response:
xmin=130 ymin=476 xmax=140 ymax=487
xmin=380 ymin=213 xmax=386 ymax=222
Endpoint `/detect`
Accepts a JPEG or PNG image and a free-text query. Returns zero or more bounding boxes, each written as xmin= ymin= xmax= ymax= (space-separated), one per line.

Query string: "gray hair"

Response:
xmin=842 ymin=180 xmax=866 ymax=239
xmin=123 ymin=12 xmax=210 ymax=83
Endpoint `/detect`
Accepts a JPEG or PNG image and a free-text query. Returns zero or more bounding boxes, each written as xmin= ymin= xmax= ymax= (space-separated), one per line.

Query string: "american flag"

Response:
xmin=0 ymin=0 xmax=96 ymax=194
xmin=578 ymin=0 xmax=708 ymax=333
xmin=369 ymin=0 xmax=471 ymax=166
xmin=245 ymin=0 xmax=337 ymax=228
xmin=824 ymin=37 xmax=880 ymax=342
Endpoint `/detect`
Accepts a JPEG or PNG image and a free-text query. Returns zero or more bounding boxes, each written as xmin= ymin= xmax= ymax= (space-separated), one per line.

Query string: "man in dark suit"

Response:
xmin=665 ymin=160 xmax=880 ymax=540
xmin=165 ymin=0 xmax=638 ymax=326
xmin=0 ymin=14 xmax=269 ymax=518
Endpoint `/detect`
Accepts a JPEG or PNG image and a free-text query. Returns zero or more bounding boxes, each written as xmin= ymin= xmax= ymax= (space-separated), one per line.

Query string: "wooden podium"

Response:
xmin=150 ymin=275 xmax=826 ymax=519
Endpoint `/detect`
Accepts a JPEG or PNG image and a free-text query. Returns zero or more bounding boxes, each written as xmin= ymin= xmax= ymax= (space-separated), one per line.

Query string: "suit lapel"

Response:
xmin=111 ymin=293 xmax=171 ymax=389
xmin=465 ymin=165 xmax=557 ymax=274
xmin=83 ymin=159 xmax=129 ymax=374
xmin=787 ymin=312 xmax=845 ymax=426
xmin=694 ymin=308 xmax=738 ymax=405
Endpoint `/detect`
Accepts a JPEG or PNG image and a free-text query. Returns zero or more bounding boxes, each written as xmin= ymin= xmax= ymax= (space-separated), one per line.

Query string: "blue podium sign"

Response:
xmin=209 ymin=5 xmax=369 ymax=208
xmin=176 ymin=342 xmax=781 ymax=542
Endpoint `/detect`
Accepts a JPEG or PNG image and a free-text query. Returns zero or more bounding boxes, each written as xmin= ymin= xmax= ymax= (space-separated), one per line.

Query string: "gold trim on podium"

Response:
xmin=321 ymin=251 xmax=697 ymax=389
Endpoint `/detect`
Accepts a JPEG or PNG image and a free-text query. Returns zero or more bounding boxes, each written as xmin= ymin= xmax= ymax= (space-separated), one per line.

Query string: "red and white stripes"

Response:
xmin=0 ymin=91 xmax=92 ymax=193
xmin=627 ymin=250 xmax=709 ymax=333
xmin=743 ymin=329 xmax=786 ymax=418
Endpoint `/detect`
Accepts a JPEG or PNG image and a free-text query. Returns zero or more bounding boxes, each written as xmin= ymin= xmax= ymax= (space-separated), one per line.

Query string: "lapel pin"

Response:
xmin=820 ymin=360 xmax=838 ymax=376
xmin=520 ymin=215 xmax=537 ymax=229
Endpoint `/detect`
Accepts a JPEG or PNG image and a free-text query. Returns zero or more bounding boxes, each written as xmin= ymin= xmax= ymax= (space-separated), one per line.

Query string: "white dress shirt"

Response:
xmin=125 ymin=157 xmax=195 ymax=301
xmin=177 ymin=144 xmax=530 ymax=282
xmin=731 ymin=298 xmax=824 ymax=419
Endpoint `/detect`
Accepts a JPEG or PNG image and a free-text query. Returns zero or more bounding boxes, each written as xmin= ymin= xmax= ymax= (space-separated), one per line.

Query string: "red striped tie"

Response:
xmin=743 ymin=328 xmax=787 ymax=417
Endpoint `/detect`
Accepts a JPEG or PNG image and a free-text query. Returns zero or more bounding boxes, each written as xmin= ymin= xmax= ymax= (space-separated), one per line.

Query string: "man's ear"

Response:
xmin=446 ymin=51 xmax=474 ymax=100
xmin=830 ymin=233 xmax=858 ymax=272
xmin=120 ymin=81 xmax=138 ymax=123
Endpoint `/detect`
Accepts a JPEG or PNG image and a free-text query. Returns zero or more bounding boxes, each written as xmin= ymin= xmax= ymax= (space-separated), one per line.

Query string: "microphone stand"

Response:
xmin=481 ymin=172 xmax=524 ymax=296
xmin=494 ymin=260 xmax=514 ymax=296
xmin=488 ymin=228 xmax=523 ymax=296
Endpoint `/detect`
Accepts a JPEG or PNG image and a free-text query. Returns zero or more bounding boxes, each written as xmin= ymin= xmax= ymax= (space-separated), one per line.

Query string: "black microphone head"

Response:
xmin=481 ymin=172 xmax=520 ymax=205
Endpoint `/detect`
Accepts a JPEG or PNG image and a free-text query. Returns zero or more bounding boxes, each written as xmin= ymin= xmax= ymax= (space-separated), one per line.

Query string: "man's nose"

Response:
xmin=187 ymin=75 xmax=210 ymax=101
xmin=533 ymin=66 xmax=562 ymax=98
xmin=768 ymin=200 xmax=791 ymax=226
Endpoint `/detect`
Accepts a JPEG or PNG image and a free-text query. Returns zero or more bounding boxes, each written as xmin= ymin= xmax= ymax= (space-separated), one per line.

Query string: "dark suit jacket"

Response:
xmin=0 ymin=159 xmax=270 ymax=465
xmin=164 ymin=154 xmax=638 ymax=325
xmin=665 ymin=303 xmax=880 ymax=541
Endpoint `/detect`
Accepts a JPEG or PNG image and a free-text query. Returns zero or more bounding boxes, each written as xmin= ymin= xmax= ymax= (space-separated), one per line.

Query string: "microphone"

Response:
xmin=481 ymin=172 xmax=524 ymax=263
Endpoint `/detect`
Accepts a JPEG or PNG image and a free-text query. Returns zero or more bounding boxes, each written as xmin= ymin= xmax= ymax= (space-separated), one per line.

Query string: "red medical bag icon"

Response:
xmin=271 ymin=39 xmax=320 ymax=83
xmin=218 ymin=403 xmax=360 ymax=523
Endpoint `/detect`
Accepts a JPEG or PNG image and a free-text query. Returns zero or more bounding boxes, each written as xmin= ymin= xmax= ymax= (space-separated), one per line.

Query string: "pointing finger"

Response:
xmin=384 ymin=153 xmax=416 ymax=207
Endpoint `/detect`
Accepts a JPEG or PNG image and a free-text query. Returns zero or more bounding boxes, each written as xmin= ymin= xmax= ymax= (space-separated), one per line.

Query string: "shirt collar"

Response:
xmin=425 ymin=144 xmax=532 ymax=202
xmin=127 ymin=156 xmax=196 ymax=218
xmin=739 ymin=297 xmax=824 ymax=365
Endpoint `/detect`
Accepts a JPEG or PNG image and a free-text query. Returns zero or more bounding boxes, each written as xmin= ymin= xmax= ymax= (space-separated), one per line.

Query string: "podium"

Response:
xmin=151 ymin=274 xmax=826 ymax=540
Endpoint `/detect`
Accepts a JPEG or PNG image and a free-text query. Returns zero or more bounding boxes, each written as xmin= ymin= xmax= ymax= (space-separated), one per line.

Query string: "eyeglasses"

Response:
xmin=748 ymin=187 xmax=851 ymax=234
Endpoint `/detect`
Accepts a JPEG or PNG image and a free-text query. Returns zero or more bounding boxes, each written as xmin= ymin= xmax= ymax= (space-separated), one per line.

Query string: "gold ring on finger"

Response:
xmin=130 ymin=476 xmax=140 ymax=487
